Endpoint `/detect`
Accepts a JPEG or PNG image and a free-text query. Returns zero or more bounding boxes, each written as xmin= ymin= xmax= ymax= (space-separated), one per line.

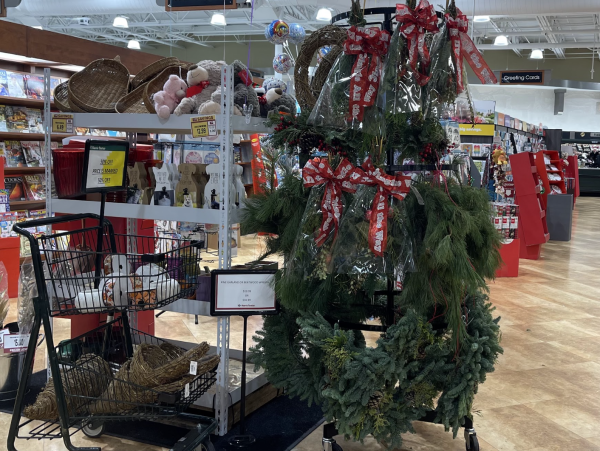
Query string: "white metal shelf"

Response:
xmin=72 ymin=113 xmax=273 ymax=135
xmin=51 ymin=199 xmax=243 ymax=224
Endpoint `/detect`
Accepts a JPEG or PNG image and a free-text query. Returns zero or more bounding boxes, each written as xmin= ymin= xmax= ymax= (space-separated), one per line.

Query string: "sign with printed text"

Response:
xmin=210 ymin=270 xmax=278 ymax=316
xmin=500 ymin=70 xmax=545 ymax=85
xmin=459 ymin=124 xmax=495 ymax=136
xmin=190 ymin=115 xmax=217 ymax=139
xmin=82 ymin=140 xmax=129 ymax=193
xmin=3 ymin=333 xmax=30 ymax=353
xmin=52 ymin=113 xmax=74 ymax=134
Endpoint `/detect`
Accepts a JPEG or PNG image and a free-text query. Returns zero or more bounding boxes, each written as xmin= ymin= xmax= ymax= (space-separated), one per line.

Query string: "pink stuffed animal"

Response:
xmin=153 ymin=74 xmax=187 ymax=119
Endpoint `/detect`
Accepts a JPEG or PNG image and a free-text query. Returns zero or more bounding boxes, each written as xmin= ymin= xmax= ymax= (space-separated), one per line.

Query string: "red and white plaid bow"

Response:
xmin=344 ymin=26 xmax=391 ymax=123
xmin=303 ymin=158 xmax=361 ymax=246
xmin=396 ymin=0 xmax=439 ymax=86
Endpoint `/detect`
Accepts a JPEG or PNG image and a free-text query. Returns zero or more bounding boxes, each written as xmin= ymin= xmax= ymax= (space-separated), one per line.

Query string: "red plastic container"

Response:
xmin=52 ymin=148 xmax=85 ymax=198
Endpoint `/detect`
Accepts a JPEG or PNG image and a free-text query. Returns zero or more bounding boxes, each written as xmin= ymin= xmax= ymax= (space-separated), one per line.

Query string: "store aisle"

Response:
xmin=1 ymin=198 xmax=599 ymax=450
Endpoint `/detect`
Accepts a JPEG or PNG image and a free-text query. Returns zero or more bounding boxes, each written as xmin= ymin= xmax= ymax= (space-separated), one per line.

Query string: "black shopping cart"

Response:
xmin=7 ymin=213 xmax=217 ymax=451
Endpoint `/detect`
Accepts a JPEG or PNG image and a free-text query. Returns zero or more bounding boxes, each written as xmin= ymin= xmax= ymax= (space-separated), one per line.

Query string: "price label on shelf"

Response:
xmin=3 ymin=333 xmax=30 ymax=353
xmin=189 ymin=361 xmax=198 ymax=375
xmin=52 ymin=113 xmax=74 ymax=134
xmin=184 ymin=383 xmax=190 ymax=398
xmin=190 ymin=115 xmax=217 ymax=139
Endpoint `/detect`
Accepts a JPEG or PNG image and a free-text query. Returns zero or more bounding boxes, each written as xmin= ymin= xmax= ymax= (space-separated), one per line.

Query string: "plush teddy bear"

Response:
xmin=259 ymin=88 xmax=297 ymax=118
xmin=232 ymin=60 xmax=260 ymax=117
xmin=153 ymin=74 xmax=187 ymax=119
xmin=174 ymin=60 xmax=225 ymax=116
xmin=199 ymin=87 xmax=243 ymax=116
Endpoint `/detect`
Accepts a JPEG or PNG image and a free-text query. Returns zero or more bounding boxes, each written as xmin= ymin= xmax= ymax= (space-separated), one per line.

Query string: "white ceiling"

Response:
xmin=2 ymin=0 xmax=600 ymax=58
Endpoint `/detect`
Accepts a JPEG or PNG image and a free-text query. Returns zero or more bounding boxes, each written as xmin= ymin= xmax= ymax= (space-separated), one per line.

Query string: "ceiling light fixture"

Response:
xmin=530 ymin=49 xmax=544 ymax=59
xmin=211 ymin=13 xmax=226 ymax=26
xmin=494 ymin=35 xmax=509 ymax=46
xmin=474 ymin=15 xmax=490 ymax=23
xmin=113 ymin=16 xmax=129 ymax=28
xmin=33 ymin=25 xmax=43 ymax=30
xmin=316 ymin=8 xmax=332 ymax=22
xmin=127 ymin=39 xmax=140 ymax=50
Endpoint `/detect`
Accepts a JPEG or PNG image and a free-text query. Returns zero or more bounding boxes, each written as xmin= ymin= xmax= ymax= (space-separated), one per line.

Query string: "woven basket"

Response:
xmin=132 ymin=57 xmax=180 ymax=89
xmin=144 ymin=66 xmax=188 ymax=114
xmin=68 ymin=57 xmax=130 ymax=113
xmin=115 ymin=82 xmax=151 ymax=113
xmin=54 ymin=81 xmax=71 ymax=112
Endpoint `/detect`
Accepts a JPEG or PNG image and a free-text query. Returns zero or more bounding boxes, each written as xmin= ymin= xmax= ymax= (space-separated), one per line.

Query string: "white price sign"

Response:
xmin=211 ymin=271 xmax=277 ymax=316
xmin=3 ymin=333 xmax=30 ymax=353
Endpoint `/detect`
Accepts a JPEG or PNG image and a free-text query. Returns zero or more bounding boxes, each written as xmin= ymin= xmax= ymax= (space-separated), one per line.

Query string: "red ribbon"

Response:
xmin=446 ymin=9 xmax=497 ymax=92
xmin=344 ymin=26 xmax=391 ymax=122
xmin=186 ymin=80 xmax=210 ymax=98
xmin=356 ymin=158 xmax=412 ymax=257
xmin=303 ymin=158 xmax=360 ymax=246
xmin=396 ymin=0 xmax=439 ymax=86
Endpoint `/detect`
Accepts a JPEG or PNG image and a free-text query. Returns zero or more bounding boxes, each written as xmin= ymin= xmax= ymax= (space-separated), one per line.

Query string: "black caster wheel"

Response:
xmin=194 ymin=440 xmax=216 ymax=451
xmin=332 ymin=443 xmax=343 ymax=451
xmin=82 ymin=420 xmax=105 ymax=438
xmin=323 ymin=439 xmax=343 ymax=451
xmin=465 ymin=433 xmax=479 ymax=451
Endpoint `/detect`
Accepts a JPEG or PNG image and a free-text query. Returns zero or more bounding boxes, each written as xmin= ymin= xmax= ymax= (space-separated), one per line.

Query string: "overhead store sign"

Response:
xmin=166 ymin=0 xmax=236 ymax=10
xmin=500 ymin=70 xmax=545 ymax=85
xmin=459 ymin=124 xmax=495 ymax=136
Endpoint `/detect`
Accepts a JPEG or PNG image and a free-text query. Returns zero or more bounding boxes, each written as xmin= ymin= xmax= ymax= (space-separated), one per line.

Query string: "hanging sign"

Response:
xmin=499 ymin=70 xmax=545 ymax=85
xmin=52 ymin=113 xmax=74 ymax=134
xmin=459 ymin=124 xmax=495 ymax=136
xmin=210 ymin=269 xmax=278 ymax=316
xmin=82 ymin=140 xmax=130 ymax=193
xmin=190 ymin=115 xmax=217 ymax=139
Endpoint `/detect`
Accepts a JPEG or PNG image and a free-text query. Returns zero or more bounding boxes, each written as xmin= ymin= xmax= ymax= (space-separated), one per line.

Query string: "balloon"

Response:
xmin=288 ymin=23 xmax=306 ymax=45
xmin=317 ymin=46 xmax=331 ymax=65
xmin=266 ymin=20 xmax=289 ymax=44
xmin=273 ymin=53 xmax=293 ymax=74
xmin=263 ymin=77 xmax=288 ymax=93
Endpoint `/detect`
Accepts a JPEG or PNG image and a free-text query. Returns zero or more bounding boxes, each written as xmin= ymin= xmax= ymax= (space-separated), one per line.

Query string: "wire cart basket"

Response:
xmin=7 ymin=214 xmax=218 ymax=451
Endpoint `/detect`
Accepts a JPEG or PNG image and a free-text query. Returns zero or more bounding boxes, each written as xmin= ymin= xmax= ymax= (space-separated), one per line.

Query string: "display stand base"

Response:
xmin=496 ymin=239 xmax=520 ymax=277
xmin=229 ymin=434 xmax=256 ymax=447
xmin=547 ymin=194 xmax=573 ymax=241
xmin=519 ymin=241 xmax=542 ymax=260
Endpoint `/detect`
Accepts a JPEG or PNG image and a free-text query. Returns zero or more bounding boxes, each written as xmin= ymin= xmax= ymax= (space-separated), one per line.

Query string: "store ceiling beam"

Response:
xmin=538 ymin=16 xmax=566 ymax=59
xmin=477 ymin=42 xmax=600 ymax=50
xmin=475 ymin=28 xmax=600 ymax=37
xmin=164 ymin=33 xmax=214 ymax=48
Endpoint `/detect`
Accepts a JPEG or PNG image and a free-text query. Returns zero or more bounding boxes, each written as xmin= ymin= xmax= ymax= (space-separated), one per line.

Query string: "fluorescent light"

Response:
xmin=494 ymin=35 xmax=509 ymax=46
xmin=33 ymin=25 xmax=43 ymax=30
xmin=127 ymin=40 xmax=141 ymax=50
xmin=211 ymin=13 xmax=226 ymax=26
xmin=474 ymin=16 xmax=490 ymax=23
xmin=530 ymin=49 xmax=544 ymax=59
xmin=113 ymin=16 xmax=129 ymax=28
xmin=316 ymin=8 xmax=332 ymax=21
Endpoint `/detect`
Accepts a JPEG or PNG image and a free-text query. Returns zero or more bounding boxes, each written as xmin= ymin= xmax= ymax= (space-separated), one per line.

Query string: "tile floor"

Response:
xmin=1 ymin=197 xmax=599 ymax=450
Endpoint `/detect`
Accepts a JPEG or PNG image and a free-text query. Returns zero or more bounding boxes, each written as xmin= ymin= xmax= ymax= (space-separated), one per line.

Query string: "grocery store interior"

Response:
xmin=0 ymin=1 xmax=600 ymax=450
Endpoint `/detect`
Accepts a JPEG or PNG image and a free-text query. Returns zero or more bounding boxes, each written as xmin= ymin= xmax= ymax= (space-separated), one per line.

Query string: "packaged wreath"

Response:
xmin=329 ymin=158 xmax=415 ymax=275
xmin=308 ymin=0 xmax=390 ymax=131
xmin=286 ymin=157 xmax=360 ymax=280
xmin=374 ymin=0 xmax=439 ymax=125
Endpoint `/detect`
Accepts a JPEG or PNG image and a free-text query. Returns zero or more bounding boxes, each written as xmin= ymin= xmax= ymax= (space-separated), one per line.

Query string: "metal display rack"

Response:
xmin=9 ymin=65 xmax=272 ymax=447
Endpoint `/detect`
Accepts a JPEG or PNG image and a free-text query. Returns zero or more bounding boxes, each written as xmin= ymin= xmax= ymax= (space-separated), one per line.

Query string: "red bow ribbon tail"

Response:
xmin=446 ymin=9 xmax=497 ymax=92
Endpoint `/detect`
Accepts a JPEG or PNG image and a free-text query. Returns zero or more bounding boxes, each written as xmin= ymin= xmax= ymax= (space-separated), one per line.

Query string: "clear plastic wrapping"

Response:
xmin=329 ymin=185 xmax=415 ymax=275
xmin=0 ymin=262 xmax=8 ymax=328
xmin=309 ymin=27 xmax=390 ymax=132
xmin=18 ymin=258 xmax=37 ymax=335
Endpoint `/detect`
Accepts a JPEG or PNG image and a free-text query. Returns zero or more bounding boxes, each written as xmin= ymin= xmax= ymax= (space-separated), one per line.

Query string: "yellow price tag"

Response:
xmin=52 ymin=114 xmax=74 ymax=134
xmin=190 ymin=115 xmax=217 ymax=139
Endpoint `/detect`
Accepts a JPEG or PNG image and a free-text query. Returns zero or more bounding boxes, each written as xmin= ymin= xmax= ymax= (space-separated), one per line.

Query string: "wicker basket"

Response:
xmin=53 ymin=81 xmax=71 ymax=112
xmin=131 ymin=57 xmax=180 ymax=89
xmin=68 ymin=58 xmax=130 ymax=113
xmin=115 ymin=82 xmax=151 ymax=113
xmin=144 ymin=66 xmax=188 ymax=114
